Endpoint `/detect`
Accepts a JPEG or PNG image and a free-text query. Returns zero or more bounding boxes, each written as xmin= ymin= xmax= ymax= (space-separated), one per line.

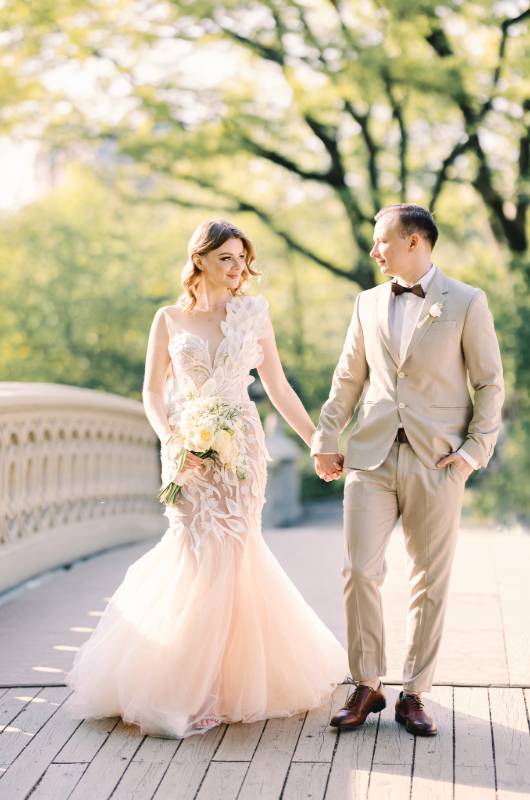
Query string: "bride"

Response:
xmin=67 ymin=219 xmax=348 ymax=738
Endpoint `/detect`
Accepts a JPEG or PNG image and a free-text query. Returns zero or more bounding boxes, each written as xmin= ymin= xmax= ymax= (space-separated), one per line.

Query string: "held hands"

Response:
xmin=315 ymin=453 xmax=345 ymax=482
xmin=436 ymin=452 xmax=473 ymax=480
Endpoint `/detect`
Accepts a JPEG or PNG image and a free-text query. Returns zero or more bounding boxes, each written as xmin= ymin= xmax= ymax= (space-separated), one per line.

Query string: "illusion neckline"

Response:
xmin=167 ymin=300 xmax=230 ymax=371
xmin=167 ymin=294 xmax=265 ymax=371
xmin=169 ymin=329 xmax=227 ymax=372
xmin=181 ymin=328 xmax=226 ymax=372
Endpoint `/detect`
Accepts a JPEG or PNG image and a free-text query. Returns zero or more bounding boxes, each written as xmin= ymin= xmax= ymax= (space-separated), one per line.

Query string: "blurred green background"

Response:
xmin=0 ymin=0 xmax=529 ymax=522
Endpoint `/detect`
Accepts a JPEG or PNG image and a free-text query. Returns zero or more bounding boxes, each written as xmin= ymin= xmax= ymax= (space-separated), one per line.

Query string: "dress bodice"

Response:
xmin=166 ymin=295 xmax=269 ymax=422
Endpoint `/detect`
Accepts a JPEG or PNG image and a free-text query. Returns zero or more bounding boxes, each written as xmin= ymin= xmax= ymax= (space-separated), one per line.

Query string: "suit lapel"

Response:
xmin=377 ymin=282 xmax=400 ymax=368
xmin=401 ymin=267 xmax=448 ymax=364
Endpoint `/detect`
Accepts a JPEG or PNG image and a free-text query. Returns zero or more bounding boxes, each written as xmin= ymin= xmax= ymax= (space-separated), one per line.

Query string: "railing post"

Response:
xmin=262 ymin=412 xmax=302 ymax=528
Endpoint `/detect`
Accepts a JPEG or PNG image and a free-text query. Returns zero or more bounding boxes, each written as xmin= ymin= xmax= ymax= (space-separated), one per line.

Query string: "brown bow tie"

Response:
xmin=391 ymin=282 xmax=425 ymax=299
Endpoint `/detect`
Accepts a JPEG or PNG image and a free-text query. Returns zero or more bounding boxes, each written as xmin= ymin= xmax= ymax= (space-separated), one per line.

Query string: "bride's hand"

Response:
xmin=163 ymin=451 xmax=204 ymax=487
xmin=161 ymin=438 xmax=203 ymax=485
xmin=315 ymin=453 xmax=344 ymax=481
xmin=163 ymin=447 xmax=203 ymax=473
xmin=181 ymin=452 xmax=204 ymax=471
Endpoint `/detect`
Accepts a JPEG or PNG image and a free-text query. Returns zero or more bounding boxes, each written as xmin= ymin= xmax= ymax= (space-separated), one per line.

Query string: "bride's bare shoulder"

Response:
xmin=151 ymin=305 xmax=183 ymax=336
xmin=153 ymin=305 xmax=184 ymax=334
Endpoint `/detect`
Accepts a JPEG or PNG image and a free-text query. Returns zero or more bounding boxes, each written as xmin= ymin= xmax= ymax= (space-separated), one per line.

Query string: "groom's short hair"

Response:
xmin=374 ymin=204 xmax=439 ymax=250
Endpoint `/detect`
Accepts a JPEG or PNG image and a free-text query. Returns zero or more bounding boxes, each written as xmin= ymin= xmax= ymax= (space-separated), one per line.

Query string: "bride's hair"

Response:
xmin=178 ymin=219 xmax=261 ymax=313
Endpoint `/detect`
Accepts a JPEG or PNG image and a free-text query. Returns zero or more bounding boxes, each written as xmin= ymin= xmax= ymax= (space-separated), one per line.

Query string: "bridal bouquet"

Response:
xmin=158 ymin=393 xmax=248 ymax=505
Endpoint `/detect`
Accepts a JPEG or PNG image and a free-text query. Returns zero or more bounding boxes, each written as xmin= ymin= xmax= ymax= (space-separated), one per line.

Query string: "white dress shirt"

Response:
xmin=390 ymin=263 xmax=437 ymax=364
xmin=391 ymin=264 xmax=478 ymax=471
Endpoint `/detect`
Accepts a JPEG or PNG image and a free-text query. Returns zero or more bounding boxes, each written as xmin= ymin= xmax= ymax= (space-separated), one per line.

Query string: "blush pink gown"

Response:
xmin=67 ymin=294 xmax=348 ymax=738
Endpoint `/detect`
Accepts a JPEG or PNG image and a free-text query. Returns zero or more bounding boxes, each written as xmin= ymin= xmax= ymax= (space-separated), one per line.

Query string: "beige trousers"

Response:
xmin=343 ymin=442 xmax=465 ymax=692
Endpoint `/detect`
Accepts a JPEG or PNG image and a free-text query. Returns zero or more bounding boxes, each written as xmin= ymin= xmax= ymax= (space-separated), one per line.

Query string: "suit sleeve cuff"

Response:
xmin=457 ymin=448 xmax=479 ymax=470
xmin=310 ymin=430 xmax=340 ymax=457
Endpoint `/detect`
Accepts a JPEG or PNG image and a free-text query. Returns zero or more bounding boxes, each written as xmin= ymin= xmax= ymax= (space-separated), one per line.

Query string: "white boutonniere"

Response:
xmin=417 ymin=302 xmax=444 ymax=329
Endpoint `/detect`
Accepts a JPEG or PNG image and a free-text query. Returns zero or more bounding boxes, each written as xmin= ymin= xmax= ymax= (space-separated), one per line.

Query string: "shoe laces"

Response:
xmin=344 ymin=678 xmax=361 ymax=707
xmin=345 ymin=678 xmax=379 ymax=707
xmin=404 ymin=693 xmax=424 ymax=710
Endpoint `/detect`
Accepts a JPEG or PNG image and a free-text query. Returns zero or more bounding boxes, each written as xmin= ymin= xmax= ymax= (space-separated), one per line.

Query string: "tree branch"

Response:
xmin=233 ymin=129 xmax=340 ymax=186
xmin=238 ymin=134 xmax=337 ymax=185
xmin=344 ymin=100 xmax=380 ymax=211
xmin=383 ymin=75 xmax=408 ymax=202
xmin=428 ymin=7 xmax=530 ymax=225
xmin=238 ymin=198 xmax=373 ymax=286
xmin=237 ymin=122 xmax=373 ymax=250
xmin=302 ymin=114 xmax=376 ymax=255
xmin=168 ymin=176 xmax=375 ymax=287
xmin=219 ymin=28 xmax=284 ymax=65
xmin=298 ymin=11 xmax=328 ymax=68
xmin=495 ymin=8 xmax=530 ymax=84
xmin=515 ymin=123 xmax=530 ymax=246
xmin=303 ymin=115 xmax=345 ymax=188
xmin=429 ymin=138 xmax=469 ymax=209
xmin=470 ymin=135 xmax=527 ymax=252
xmin=425 ymin=27 xmax=453 ymax=58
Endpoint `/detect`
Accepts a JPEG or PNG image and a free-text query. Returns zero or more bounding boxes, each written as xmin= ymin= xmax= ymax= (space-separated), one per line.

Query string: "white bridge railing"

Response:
xmin=0 ymin=383 xmax=303 ymax=595
xmin=0 ymin=383 xmax=165 ymax=594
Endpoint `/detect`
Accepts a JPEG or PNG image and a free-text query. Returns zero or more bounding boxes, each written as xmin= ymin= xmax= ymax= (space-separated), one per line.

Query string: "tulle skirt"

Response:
xmin=66 ymin=524 xmax=348 ymax=738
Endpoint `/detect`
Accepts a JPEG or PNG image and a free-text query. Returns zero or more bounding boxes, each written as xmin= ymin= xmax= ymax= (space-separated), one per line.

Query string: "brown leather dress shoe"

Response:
xmin=330 ymin=682 xmax=386 ymax=729
xmin=395 ymin=692 xmax=437 ymax=736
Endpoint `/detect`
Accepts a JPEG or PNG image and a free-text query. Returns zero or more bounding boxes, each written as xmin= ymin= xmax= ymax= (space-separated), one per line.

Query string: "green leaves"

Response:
xmin=3 ymin=0 xmax=529 ymax=284
xmin=177 ymin=444 xmax=187 ymax=473
xmin=0 ymin=170 xmax=187 ymax=397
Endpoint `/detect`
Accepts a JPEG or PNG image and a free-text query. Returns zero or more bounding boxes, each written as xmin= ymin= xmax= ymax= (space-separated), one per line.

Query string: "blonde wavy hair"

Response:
xmin=178 ymin=219 xmax=261 ymax=313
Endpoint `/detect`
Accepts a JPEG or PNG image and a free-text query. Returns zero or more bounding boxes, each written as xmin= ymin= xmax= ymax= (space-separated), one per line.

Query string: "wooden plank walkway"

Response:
xmin=0 ymin=683 xmax=529 ymax=799
xmin=1 ymin=505 xmax=530 ymax=798
xmin=1 ymin=522 xmax=529 ymax=688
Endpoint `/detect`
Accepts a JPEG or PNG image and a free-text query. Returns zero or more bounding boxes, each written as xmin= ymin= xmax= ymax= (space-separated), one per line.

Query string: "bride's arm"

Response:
xmin=257 ymin=317 xmax=316 ymax=447
xmin=142 ymin=309 xmax=173 ymax=443
xmin=143 ymin=310 xmax=202 ymax=473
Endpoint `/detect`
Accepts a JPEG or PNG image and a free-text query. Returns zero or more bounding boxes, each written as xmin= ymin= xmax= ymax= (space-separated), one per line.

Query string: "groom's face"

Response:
xmin=371 ymin=215 xmax=411 ymax=278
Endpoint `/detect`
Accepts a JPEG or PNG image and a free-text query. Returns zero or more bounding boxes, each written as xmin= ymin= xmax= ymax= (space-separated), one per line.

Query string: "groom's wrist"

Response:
xmin=457 ymin=447 xmax=479 ymax=470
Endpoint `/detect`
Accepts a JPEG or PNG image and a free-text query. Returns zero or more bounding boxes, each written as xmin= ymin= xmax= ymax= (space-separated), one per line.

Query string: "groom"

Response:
xmin=312 ymin=204 xmax=504 ymax=735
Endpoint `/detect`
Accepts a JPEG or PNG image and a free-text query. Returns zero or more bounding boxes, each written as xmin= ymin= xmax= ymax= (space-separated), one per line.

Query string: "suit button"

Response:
xmin=398 ymin=372 xmax=405 ymax=379
xmin=398 ymin=403 xmax=405 ymax=409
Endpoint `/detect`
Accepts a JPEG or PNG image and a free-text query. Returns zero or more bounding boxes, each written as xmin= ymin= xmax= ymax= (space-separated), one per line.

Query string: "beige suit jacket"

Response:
xmin=311 ymin=267 xmax=504 ymax=470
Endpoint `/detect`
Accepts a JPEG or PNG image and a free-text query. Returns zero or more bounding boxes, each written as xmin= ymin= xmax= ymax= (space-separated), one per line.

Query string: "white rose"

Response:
xmin=417 ymin=301 xmax=444 ymax=329
xmin=180 ymin=420 xmax=193 ymax=436
xmin=214 ymin=430 xmax=232 ymax=463
xmin=192 ymin=427 xmax=216 ymax=451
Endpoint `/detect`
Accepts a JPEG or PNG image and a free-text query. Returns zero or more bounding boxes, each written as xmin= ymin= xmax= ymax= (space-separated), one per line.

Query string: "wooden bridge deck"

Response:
xmin=1 ymin=504 xmax=530 ymax=798
xmin=0 ymin=683 xmax=529 ymax=799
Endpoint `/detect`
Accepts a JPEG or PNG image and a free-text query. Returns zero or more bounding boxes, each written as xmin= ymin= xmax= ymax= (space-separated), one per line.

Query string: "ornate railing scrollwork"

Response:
xmin=0 ymin=383 xmax=165 ymax=594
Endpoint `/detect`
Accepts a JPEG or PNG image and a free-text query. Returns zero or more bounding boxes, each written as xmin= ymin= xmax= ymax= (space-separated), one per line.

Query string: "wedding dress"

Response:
xmin=67 ymin=294 xmax=348 ymax=738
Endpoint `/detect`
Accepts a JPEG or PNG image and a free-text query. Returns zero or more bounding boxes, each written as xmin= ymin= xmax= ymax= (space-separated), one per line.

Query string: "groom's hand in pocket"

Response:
xmin=314 ymin=453 xmax=344 ymax=482
xmin=436 ymin=452 xmax=473 ymax=480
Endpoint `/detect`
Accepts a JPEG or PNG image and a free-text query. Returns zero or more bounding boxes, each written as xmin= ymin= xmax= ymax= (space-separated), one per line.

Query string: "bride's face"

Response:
xmin=196 ymin=238 xmax=247 ymax=291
